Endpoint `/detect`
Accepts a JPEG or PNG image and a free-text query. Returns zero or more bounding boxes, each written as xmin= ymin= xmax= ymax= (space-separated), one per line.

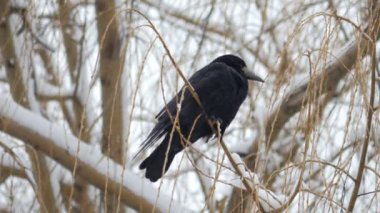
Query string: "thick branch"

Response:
xmin=228 ymin=6 xmax=380 ymax=212
xmin=95 ymin=1 xmax=125 ymax=211
xmin=265 ymin=24 xmax=379 ymax=147
xmin=0 ymin=95 xmax=187 ymax=213
xmin=96 ymin=0 xmax=125 ymax=165
xmin=347 ymin=4 xmax=380 ymax=210
xmin=0 ymin=2 xmax=58 ymax=212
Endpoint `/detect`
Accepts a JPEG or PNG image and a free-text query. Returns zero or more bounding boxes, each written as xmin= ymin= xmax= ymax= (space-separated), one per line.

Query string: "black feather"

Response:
xmin=136 ymin=54 xmax=263 ymax=181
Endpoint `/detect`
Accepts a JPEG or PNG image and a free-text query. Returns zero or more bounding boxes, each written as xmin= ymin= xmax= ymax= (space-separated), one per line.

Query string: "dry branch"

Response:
xmin=228 ymin=4 xmax=380 ymax=212
xmin=265 ymin=22 xmax=379 ymax=147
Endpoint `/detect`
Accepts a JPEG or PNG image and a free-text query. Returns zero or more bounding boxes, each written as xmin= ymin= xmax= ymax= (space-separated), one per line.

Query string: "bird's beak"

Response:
xmin=243 ymin=67 xmax=264 ymax=82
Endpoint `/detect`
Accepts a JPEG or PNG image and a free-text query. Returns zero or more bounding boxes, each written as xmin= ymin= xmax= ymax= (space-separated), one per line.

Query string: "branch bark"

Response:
xmin=95 ymin=0 xmax=125 ymax=211
xmin=95 ymin=0 xmax=124 ymax=163
xmin=347 ymin=3 xmax=380 ymax=210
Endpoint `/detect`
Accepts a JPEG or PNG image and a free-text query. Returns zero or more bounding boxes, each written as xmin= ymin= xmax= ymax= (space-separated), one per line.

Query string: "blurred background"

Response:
xmin=0 ymin=0 xmax=379 ymax=212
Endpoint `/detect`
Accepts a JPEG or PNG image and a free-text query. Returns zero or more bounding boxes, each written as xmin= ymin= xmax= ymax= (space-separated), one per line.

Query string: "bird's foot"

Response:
xmin=209 ymin=116 xmax=224 ymax=139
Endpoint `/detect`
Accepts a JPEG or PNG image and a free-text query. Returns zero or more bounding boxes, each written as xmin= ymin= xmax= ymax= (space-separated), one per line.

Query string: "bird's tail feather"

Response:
xmin=139 ymin=134 xmax=181 ymax=182
xmin=134 ymin=122 xmax=171 ymax=159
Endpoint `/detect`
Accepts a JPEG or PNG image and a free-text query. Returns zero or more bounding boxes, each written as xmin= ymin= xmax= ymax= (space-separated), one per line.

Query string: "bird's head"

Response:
xmin=212 ymin=54 xmax=264 ymax=82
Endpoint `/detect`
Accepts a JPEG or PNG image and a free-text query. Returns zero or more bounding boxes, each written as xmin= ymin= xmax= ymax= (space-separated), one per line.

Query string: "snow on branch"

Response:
xmin=35 ymin=78 xmax=75 ymax=100
xmin=0 ymin=95 xmax=188 ymax=213
xmin=265 ymin=19 xmax=380 ymax=147
xmin=223 ymin=153 xmax=286 ymax=212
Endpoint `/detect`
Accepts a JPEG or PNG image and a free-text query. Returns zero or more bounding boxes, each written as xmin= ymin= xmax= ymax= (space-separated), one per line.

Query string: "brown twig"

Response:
xmin=347 ymin=3 xmax=380 ymax=210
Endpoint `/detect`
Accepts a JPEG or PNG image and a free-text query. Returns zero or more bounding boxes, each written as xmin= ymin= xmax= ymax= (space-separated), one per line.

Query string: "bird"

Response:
xmin=136 ymin=54 xmax=264 ymax=182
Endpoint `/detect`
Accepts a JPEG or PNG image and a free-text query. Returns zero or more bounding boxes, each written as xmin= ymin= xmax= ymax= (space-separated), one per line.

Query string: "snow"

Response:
xmin=258 ymin=189 xmax=286 ymax=211
xmin=0 ymin=95 xmax=189 ymax=212
xmin=225 ymin=153 xmax=286 ymax=211
xmin=35 ymin=78 xmax=74 ymax=98
xmin=0 ymin=0 xmax=378 ymax=211
xmin=228 ymin=135 xmax=256 ymax=155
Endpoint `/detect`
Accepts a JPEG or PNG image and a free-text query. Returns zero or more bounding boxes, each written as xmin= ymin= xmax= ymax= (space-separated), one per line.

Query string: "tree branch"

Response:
xmin=0 ymin=95 xmax=187 ymax=213
xmin=265 ymin=17 xmax=380 ymax=147
xmin=347 ymin=3 xmax=380 ymax=210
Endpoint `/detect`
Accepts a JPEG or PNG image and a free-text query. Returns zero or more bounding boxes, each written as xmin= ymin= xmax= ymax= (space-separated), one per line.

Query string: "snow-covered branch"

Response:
xmin=0 ymin=95 xmax=188 ymax=213
xmin=35 ymin=78 xmax=74 ymax=100
xmin=265 ymin=18 xmax=380 ymax=147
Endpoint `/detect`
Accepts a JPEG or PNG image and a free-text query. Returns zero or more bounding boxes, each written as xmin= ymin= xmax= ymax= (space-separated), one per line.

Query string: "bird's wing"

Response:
xmin=156 ymin=62 xmax=238 ymax=122
xmin=135 ymin=62 xmax=240 ymax=157
xmin=187 ymin=63 xmax=243 ymax=119
xmin=152 ymin=62 xmax=225 ymax=123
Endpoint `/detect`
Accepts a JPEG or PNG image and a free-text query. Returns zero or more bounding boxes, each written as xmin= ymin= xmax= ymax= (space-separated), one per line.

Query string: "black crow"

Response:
xmin=137 ymin=54 xmax=264 ymax=182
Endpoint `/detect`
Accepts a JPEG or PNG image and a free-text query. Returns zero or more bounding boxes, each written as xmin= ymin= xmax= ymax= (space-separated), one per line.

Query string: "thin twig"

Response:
xmin=347 ymin=3 xmax=380 ymax=210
